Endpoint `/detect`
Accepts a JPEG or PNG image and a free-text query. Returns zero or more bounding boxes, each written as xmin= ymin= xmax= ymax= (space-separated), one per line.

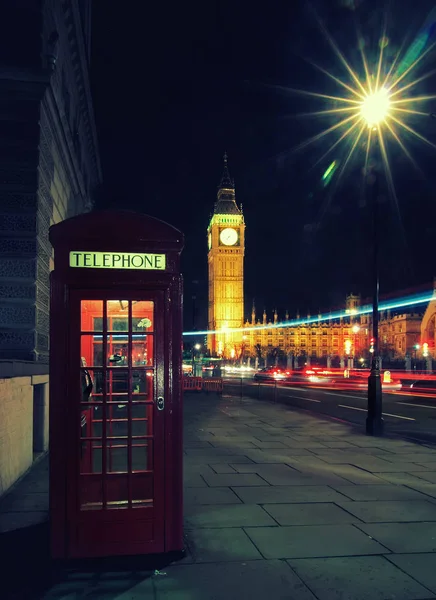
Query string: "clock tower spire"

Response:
xmin=207 ymin=153 xmax=245 ymax=358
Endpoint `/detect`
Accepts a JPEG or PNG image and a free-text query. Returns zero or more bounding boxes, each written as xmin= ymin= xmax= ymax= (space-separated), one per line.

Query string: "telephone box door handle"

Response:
xmin=156 ymin=396 xmax=165 ymax=411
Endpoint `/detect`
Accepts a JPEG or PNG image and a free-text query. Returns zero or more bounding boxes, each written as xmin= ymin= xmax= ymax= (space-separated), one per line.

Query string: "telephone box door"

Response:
xmin=67 ymin=290 xmax=166 ymax=558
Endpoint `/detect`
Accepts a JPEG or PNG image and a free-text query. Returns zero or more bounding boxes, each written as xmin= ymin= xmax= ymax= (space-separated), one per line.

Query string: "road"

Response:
xmin=223 ymin=377 xmax=436 ymax=445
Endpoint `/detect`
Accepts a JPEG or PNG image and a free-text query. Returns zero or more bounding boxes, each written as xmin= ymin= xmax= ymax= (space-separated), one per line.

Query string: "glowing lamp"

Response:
xmin=360 ymin=88 xmax=391 ymax=127
xmin=423 ymin=342 xmax=429 ymax=357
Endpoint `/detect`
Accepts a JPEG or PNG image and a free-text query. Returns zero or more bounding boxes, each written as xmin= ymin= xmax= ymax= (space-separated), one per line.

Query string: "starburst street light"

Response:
xmin=282 ymin=9 xmax=436 ymax=435
xmin=360 ymin=88 xmax=391 ymax=127
xmin=285 ymin=12 xmax=436 ymax=209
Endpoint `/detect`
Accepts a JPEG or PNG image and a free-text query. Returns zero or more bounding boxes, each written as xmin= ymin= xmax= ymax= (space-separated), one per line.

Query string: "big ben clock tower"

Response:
xmin=207 ymin=153 xmax=245 ymax=358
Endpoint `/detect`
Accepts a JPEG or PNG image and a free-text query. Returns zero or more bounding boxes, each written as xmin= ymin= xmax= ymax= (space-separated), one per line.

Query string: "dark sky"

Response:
xmin=90 ymin=0 xmax=436 ymax=330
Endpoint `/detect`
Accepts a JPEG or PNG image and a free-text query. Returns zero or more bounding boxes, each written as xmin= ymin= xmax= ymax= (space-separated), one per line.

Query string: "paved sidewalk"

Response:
xmin=4 ymin=393 xmax=436 ymax=598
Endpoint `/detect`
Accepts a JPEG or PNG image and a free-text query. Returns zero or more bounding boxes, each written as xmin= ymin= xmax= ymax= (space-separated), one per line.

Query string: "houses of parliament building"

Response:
xmin=207 ymin=155 xmax=428 ymax=363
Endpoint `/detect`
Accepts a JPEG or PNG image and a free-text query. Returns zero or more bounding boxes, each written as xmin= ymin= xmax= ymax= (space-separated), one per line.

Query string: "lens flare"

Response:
xmin=360 ymin=88 xmax=391 ymax=126
xmin=282 ymin=9 xmax=436 ymax=220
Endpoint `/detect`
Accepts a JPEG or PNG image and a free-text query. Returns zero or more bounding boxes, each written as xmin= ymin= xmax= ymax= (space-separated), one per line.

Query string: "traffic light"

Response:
xmin=369 ymin=337 xmax=375 ymax=353
xmin=423 ymin=342 xmax=429 ymax=357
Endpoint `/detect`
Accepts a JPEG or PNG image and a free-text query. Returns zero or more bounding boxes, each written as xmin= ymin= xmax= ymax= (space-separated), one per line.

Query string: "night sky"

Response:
xmin=91 ymin=0 xmax=436 ymax=330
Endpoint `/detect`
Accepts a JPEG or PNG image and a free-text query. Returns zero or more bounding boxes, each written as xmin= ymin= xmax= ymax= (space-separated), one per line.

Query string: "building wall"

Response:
xmin=244 ymin=298 xmax=423 ymax=363
xmin=0 ymin=377 xmax=33 ymax=495
xmin=0 ymin=0 xmax=101 ymax=496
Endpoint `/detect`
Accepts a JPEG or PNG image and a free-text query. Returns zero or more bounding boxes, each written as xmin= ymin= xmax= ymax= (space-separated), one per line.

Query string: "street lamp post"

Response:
xmin=192 ymin=343 xmax=201 ymax=377
xmin=414 ymin=343 xmax=420 ymax=370
xmin=360 ymin=88 xmax=391 ymax=436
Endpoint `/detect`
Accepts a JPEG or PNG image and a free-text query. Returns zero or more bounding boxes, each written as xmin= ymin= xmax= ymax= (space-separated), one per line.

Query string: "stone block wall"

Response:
xmin=0 ymin=372 xmax=49 ymax=496
xmin=0 ymin=377 xmax=33 ymax=495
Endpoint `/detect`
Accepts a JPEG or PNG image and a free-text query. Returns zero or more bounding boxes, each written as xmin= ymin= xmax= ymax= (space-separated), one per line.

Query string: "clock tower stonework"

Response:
xmin=207 ymin=154 xmax=245 ymax=357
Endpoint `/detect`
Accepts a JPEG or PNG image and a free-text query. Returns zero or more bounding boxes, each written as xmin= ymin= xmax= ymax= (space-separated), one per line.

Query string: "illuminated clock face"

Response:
xmin=208 ymin=232 xmax=212 ymax=249
xmin=220 ymin=228 xmax=238 ymax=246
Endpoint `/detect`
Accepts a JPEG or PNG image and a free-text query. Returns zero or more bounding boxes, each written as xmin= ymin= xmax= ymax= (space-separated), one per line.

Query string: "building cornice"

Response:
xmin=62 ymin=0 xmax=102 ymax=185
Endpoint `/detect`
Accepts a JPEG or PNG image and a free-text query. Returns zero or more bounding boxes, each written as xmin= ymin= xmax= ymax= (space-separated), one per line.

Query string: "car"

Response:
xmin=253 ymin=367 xmax=291 ymax=382
xmin=408 ymin=379 xmax=436 ymax=395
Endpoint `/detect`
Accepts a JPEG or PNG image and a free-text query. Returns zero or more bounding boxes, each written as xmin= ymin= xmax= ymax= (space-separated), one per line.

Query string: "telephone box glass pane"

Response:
xmin=106 ymin=300 xmax=129 ymax=331
xmin=80 ymin=441 xmax=102 ymax=474
xmin=132 ymin=440 xmax=151 ymax=471
xmin=107 ymin=339 xmax=128 ymax=367
xmin=132 ymin=335 xmax=153 ymax=367
xmin=80 ymin=369 xmax=103 ymax=402
xmin=132 ymin=301 xmax=154 ymax=332
xmin=81 ymin=404 xmax=102 ymax=438
xmin=81 ymin=335 xmax=103 ymax=367
xmin=132 ymin=370 xmax=153 ymax=397
xmin=81 ymin=300 xmax=103 ymax=331
xmin=132 ymin=418 xmax=148 ymax=437
xmin=106 ymin=439 xmax=128 ymax=473
xmin=106 ymin=404 xmax=128 ymax=438
xmin=107 ymin=370 xmax=129 ymax=397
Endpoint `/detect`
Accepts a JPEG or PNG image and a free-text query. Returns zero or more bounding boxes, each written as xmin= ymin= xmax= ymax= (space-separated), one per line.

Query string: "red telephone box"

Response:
xmin=49 ymin=210 xmax=184 ymax=559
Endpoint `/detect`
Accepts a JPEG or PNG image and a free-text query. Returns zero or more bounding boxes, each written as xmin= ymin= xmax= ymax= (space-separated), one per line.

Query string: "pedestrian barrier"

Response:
xmin=183 ymin=376 xmax=203 ymax=391
xmin=182 ymin=376 xmax=223 ymax=393
xmin=202 ymin=378 xmax=224 ymax=393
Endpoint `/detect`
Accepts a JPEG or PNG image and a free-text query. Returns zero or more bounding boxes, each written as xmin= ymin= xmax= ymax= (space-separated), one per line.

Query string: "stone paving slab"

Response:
xmin=382 ymin=453 xmax=436 ymax=463
xmin=232 ymin=484 xmax=351 ymax=504
xmin=244 ymin=524 xmax=388 ymax=558
xmin=184 ymin=503 xmax=277 ymax=528
xmin=412 ymin=472 xmax=436 ymax=484
xmin=184 ymin=487 xmax=242 ymax=505
xmin=0 ymin=510 xmax=48 ymax=533
xmin=303 ymin=464 xmax=386 ymax=485
xmin=148 ymin=560 xmax=318 ymax=600
xmin=185 ymin=527 xmax=262 ymax=562
xmin=210 ymin=463 xmax=237 ymax=474
xmin=184 ymin=440 xmax=213 ymax=449
xmin=183 ymin=472 xmax=208 ymax=488
xmin=201 ymin=472 xmax=269 ymax=487
xmin=288 ymin=555 xmax=435 ymax=600
xmin=355 ymin=522 xmax=436 ymax=552
xmin=377 ymin=472 xmax=435 ymax=486
xmin=263 ymin=502 xmax=361 ymax=525
xmin=387 ymin=553 xmax=436 ymax=595
xmin=209 ymin=440 xmax=258 ymax=448
xmin=184 ymin=454 xmax=255 ymax=465
xmin=337 ymin=500 xmax=436 ymax=522
xmin=332 ymin=484 xmax=431 ymax=501
xmin=0 ymin=491 xmax=48 ymax=512
xmin=242 ymin=449 xmax=316 ymax=462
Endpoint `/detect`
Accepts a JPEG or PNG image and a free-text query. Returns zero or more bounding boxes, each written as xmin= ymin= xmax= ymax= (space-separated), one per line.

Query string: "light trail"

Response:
xmin=183 ymin=289 xmax=436 ymax=336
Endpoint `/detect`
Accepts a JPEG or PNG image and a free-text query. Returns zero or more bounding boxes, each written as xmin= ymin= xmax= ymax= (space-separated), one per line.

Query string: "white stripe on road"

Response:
xmin=338 ymin=404 xmax=415 ymax=421
xmin=398 ymin=401 xmax=436 ymax=410
xmin=323 ymin=391 xmax=366 ymax=400
xmin=338 ymin=405 xmax=366 ymax=412
xmin=284 ymin=394 xmax=321 ymax=403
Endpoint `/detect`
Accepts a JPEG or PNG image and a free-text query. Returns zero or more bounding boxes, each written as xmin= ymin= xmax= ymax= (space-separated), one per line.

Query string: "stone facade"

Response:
xmin=0 ymin=0 xmax=101 ymax=495
xmin=0 ymin=0 xmax=101 ymax=364
xmin=244 ymin=295 xmax=423 ymax=365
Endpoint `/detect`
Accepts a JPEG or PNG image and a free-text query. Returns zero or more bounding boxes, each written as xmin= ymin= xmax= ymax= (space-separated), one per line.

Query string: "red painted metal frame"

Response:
xmin=49 ymin=211 xmax=184 ymax=559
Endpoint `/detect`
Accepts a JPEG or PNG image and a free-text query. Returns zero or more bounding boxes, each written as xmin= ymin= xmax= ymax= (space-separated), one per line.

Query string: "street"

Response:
xmin=223 ymin=378 xmax=436 ymax=445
